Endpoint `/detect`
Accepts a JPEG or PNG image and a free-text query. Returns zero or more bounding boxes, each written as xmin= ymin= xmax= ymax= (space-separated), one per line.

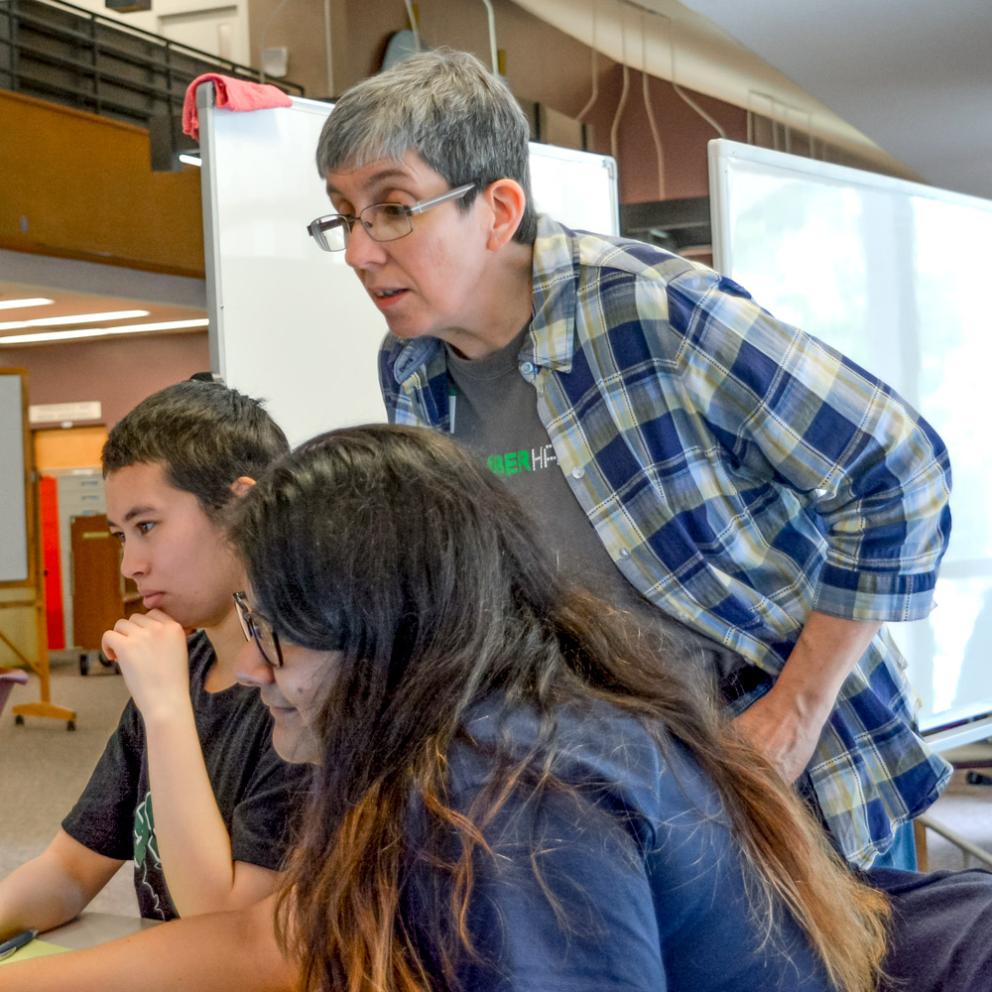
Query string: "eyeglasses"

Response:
xmin=233 ymin=591 xmax=283 ymax=669
xmin=306 ymin=182 xmax=476 ymax=253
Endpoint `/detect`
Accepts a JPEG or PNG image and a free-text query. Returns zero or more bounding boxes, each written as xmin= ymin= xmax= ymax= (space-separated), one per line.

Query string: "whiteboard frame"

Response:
xmin=709 ymin=138 xmax=992 ymax=277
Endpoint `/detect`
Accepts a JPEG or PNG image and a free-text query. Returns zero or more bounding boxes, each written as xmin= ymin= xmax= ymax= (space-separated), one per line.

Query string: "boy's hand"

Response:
xmin=102 ymin=610 xmax=191 ymax=724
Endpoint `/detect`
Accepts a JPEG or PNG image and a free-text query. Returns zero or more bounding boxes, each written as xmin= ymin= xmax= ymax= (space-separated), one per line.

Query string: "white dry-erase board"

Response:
xmin=198 ymin=89 xmax=618 ymax=447
xmin=709 ymin=138 xmax=992 ymax=746
xmin=0 ymin=371 xmax=29 ymax=583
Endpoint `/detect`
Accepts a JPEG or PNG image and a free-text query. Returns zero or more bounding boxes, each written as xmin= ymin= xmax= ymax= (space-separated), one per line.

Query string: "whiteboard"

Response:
xmin=709 ymin=139 xmax=992 ymax=739
xmin=0 ymin=372 xmax=29 ymax=583
xmin=199 ymin=91 xmax=618 ymax=447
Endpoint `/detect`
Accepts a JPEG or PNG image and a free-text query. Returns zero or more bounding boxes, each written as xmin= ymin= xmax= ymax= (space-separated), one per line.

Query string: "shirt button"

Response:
xmin=520 ymin=361 xmax=536 ymax=377
xmin=619 ymin=547 xmax=630 ymax=559
xmin=571 ymin=466 xmax=585 ymax=479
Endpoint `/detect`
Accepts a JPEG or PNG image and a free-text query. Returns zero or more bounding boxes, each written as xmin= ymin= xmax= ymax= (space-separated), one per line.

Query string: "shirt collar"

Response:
xmin=392 ymin=336 xmax=442 ymax=385
xmin=525 ymin=214 xmax=578 ymax=373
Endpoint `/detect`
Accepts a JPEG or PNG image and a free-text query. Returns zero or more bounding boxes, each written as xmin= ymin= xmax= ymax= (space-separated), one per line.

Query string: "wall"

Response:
xmin=1 ymin=91 xmax=204 ymax=277
xmin=583 ymin=63 xmax=746 ymax=202
xmin=332 ymin=0 xmax=598 ymax=105
xmin=2 ymin=332 xmax=211 ymax=430
xmin=61 ymin=0 xmax=253 ymax=69
xmin=247 ymin=0 xmax=333 ymax=96
xmin=249 ymin=0 xmax=747 ymax=204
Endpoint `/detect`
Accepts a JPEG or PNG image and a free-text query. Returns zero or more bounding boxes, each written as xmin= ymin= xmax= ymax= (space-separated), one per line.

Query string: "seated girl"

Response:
xmin=229 ymin=424 xmax=889 ymax=992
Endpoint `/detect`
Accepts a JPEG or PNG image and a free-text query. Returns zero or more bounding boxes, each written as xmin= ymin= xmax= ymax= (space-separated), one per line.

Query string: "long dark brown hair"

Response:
xmin=228 ymin=425 xmax=889 ymax=992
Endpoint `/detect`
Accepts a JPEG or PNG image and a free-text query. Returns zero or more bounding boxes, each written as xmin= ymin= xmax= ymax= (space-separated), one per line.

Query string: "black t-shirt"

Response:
xmin=870 ymin=867 xmax=992 ymax=991
xmin=62 ymin=631 xmax=310 ymax=920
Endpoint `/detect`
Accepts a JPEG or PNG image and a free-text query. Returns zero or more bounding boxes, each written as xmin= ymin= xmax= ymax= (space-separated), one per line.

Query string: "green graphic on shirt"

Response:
xmin=133 ymin=792 xmax=161 ymax=869
xmin=486 ymin=444 xmax=557 ymax=478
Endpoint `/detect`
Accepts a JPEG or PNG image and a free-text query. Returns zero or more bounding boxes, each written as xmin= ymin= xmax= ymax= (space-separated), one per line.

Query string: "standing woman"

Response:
xmin=228 ymin=424 xmax=889 ymax=992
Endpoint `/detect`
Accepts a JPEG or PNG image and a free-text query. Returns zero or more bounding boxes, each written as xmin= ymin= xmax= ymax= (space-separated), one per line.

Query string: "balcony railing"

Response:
xmin=0 ymin=0 xmax=304 ymax=157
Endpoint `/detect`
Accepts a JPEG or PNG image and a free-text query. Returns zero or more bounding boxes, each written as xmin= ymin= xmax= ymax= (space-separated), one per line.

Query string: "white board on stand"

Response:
xmin=198 ymin=90 xmax=618 ymax=447
xmin=0 ymin=372 xmax=29 ymax=583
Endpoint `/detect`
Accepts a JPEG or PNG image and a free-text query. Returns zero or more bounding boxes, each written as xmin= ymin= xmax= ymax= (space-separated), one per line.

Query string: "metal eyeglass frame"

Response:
xmin=233 ymin=591 xmax=283 ymax=668
xmin=306 ymin=182 xmax=477 ymax=252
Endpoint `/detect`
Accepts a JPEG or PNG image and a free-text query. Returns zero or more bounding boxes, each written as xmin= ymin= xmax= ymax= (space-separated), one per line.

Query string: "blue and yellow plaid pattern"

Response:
xmin=379 ymin=215 xmax=952 ymax=866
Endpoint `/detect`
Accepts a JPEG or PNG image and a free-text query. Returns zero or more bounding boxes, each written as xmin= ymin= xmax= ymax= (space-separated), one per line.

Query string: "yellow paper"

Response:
xmin=0 ymin=939 xmax=70 ymax=965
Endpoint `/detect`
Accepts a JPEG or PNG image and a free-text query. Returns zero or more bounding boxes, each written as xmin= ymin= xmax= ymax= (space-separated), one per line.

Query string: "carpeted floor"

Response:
xmin=918 ymin=768 xmax=992 ymax=873
xmin=0 ymin=654 xmax=138 ymax=917
xmin=1 ymin=657 xmax=990 ymax=923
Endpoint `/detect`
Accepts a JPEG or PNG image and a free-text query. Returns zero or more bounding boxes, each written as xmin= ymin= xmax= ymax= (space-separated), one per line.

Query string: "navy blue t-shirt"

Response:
xmin=403 ymin=697 xmax=832 ymax=992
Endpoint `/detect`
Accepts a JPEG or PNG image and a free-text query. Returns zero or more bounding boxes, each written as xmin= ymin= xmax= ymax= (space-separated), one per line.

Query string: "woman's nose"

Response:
xmin=234 ymin=637 xmax=275 ymax=687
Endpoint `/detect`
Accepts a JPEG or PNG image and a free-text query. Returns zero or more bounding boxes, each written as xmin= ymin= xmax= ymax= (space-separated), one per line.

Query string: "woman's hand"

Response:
xmin=102 ymin=610 xmax=191 ymax=724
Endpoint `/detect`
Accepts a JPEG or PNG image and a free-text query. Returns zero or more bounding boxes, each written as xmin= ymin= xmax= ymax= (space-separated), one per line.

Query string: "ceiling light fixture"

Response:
xmin=0 ymin=297 xmax=55 ymax=311
xmin=0 ymin=308 xmax=150 ymax=332
xmin=0 ymin=318 xmax=209 ymax=346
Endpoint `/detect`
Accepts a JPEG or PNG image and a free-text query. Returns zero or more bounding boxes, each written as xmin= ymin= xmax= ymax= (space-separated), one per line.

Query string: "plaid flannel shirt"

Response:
xmin=379 ymin=215 xmax=952 ymax=866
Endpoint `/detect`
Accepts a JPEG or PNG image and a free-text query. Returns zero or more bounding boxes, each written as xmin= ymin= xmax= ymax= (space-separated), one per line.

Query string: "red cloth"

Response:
xmin=182 ymin=73 xmax=293 ymax=140
xmin=39 ymin=475 xmax=65 ymax=650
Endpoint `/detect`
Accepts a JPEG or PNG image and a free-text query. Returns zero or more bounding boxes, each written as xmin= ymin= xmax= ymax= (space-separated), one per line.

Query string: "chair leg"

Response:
xmin=917 ymin=814 xmax=992 ymax=871
xmin=913 ymin=818 xmax=929 ymax=872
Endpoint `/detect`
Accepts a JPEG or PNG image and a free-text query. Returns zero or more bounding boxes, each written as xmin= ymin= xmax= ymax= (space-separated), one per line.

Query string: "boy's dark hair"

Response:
xmin=102 ymin=380 xmax=289 ymax=515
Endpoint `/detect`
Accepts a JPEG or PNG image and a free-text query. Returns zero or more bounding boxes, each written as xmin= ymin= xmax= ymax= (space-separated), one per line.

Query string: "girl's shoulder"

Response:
xmin=452 ymin=695 xmax=721 ymax=832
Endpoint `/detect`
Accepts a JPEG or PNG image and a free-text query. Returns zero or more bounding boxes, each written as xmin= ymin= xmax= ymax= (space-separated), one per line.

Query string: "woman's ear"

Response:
xmin=481 ymin=178 xmax=527 ymax=252
xmin=230 ymin=476 xmax=256 ymax=498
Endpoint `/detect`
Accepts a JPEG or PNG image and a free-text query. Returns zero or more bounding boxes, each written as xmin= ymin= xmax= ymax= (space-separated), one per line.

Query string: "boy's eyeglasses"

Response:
xmin=306 ymin=183 xmax=476 ymax=252
xmin=233 ymin=591 xmax=283 ymax=669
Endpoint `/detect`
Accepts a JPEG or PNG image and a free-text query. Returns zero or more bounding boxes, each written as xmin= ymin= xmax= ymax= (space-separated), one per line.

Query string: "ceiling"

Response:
xmin=676 ymin=0 xmax=992 ymax=201
xmin=521 ymin=0 xmax=991 ymax=199
xmin=0 ymin=282 xmax=206 ymax=348
xmin=0 ymin=252 xmax=207 ymax=351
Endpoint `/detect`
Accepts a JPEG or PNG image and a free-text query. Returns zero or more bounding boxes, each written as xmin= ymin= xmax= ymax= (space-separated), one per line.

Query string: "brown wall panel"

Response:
xmin=0 ymin=91 xmax=204 ymax=277
xmin=584 ymin=64 xmax=748 ymax=203
xmin=252 ymin=0 xmax=747 ymax=209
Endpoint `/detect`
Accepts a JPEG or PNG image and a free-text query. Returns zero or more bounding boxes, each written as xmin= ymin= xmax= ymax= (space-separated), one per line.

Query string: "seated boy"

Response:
xmin=0 ymin=380 xmax=310 ymax=934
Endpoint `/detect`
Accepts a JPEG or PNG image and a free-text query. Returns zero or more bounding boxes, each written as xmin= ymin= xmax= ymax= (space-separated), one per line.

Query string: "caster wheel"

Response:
xmin=79 ymin=653 xmax=90 ymax=677
xmin=14 ymin=714 xmax=24 ymax=726
xmin=67 ymin=720 xmax=76 ymax=732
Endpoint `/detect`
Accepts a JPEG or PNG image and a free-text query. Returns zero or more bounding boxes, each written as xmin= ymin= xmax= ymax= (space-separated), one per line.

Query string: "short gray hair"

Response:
xmin=316 ymin=49 xmax=537 ymax=244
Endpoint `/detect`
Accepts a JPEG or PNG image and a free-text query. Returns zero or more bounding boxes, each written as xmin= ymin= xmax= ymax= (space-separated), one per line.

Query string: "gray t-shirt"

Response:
xmin=447 ymin=330 xmax=745 ymax=684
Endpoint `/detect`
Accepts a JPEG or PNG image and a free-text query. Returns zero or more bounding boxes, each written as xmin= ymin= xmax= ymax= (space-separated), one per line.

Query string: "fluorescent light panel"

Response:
xmin=0 ymin=318 xmax=209 ymax=345
xmin=0 ymin=308 xmax=150 ymax=332
xmin=0 ymin=297 xmax=54 ymax=311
